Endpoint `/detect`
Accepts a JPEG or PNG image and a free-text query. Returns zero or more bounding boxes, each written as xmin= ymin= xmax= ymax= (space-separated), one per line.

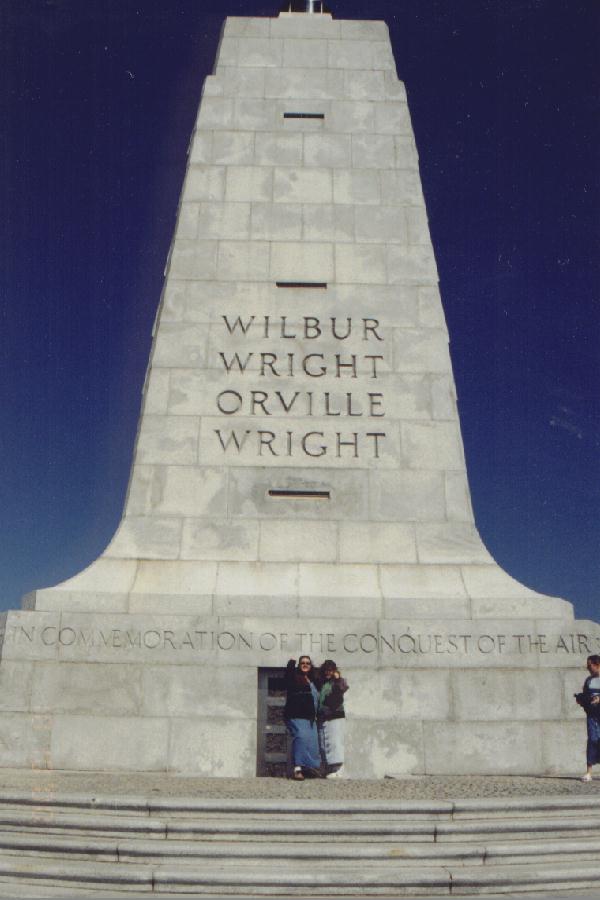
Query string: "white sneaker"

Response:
xmin=582 ymin=772 xmax=593 ymax=782
xmin=327 ymin=766 xmax=344 ymax=779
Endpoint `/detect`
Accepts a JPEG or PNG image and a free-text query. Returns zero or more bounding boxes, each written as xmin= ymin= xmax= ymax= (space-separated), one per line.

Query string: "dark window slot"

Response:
xmin=268 ymin=489 xmax=330 ymax=500
xmin=283 ymin=113 xmax=325 ymax=120
xmin=276 ymin=282 xmax=327 ymax=289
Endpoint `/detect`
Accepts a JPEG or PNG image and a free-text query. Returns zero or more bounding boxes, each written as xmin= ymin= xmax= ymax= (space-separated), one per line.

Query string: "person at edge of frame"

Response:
xmin=283 ymin=656 xmax=322 ymax=781
xmin=575 ymin=654 xmax=600 ymax=782
xmin=316 ymin=658 xmax=349 ymax=779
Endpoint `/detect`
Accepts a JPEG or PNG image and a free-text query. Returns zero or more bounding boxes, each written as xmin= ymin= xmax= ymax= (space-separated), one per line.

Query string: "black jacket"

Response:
xmin=284 ymin=659 xmax=316 ymax=721
xmin=316 ymin=676 xmax=349 ymax=722
xmin=576 ymin=675 xmax=600 ymax=719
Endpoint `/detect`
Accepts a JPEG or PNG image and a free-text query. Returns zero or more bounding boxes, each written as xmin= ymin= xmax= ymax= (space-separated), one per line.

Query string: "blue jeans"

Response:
xmin=285 ymin=718 xmax=321 ymax=769
xmin=586 ymin=716 xmax=600 ymax=766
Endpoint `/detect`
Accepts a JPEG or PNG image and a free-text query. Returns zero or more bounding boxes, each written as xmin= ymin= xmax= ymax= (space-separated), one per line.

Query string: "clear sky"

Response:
xmin=2 ymin=0 xmax=598 ymax=619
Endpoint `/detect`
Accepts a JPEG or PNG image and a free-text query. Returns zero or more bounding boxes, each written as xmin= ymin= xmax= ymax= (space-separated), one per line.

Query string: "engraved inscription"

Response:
xmin=2 ymin=623 xmax=598 ymax=660
xmin=213 ymin=314 xmax=388 ymax=463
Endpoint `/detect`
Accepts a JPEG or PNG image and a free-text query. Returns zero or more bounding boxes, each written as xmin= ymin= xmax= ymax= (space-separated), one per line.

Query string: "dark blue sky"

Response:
xmin=2 ymin=0 xmax=598 ymax=618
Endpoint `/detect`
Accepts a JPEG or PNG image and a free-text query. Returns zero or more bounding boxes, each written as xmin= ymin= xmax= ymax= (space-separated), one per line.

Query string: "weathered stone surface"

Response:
xmin=304 ymin=132 xmax=351 ymax=167
xmin=349 ymin=668 xmax=450 ymax=720
xmin=283 ymin=38 xmax=328 ymax=68
xmin=265 ymin=69 xmax=343 ymax=101
xmin=415 ymin=523 xmax=494 ymax=564
xmin=347 ymin=718 xmax=424 ymax=778
xmin=352 ymin=133 xmax=395 ymax=168
xmin=255 ymin=132 xmax=303 ymax=165
xmin=451 ymin=669 xmax=563 ymax=721
xmin=126 ymin=465 xmax=227 ymax=518
xmin=135 ymin=415 xmax=199 ymax=465
xmin=140 ymin=665 xmax=255 ymax=718
xmin=196 ymin=201 xmax=251 ymax=240
xmin=106 ymin=517 xmax=183 ymax=560
xmin=368 ymin=470 xmax=447 ymax=521
xmin=355 ymin=206 xmax=407 ymax=243
xmin=259 ymin=519 xmax=337 ymax=562
xmin=131 ymin=561 xmax=218 ymax=597
xmin=50 ymin=716 xmax=170 ymax=771
xmin=181 ymin=518 xmax=260 ymax=561
xmin=423 ymin=722 xmax=543 ymax=774
xmin=169 ymin=718 xmax=256 ymax=775
xmin=303 ymin=204 xmax=354 ymax=241
xmin=339 ymin=521 xmax=417 ymax=564
xmin=48 ymin=559 xmax=138 ymax=594
xmin=211 ymin=130 xmax=255 ymax=164
xmin=0 ymin=714 xmax=52 ymax=769
xmin=31 ymin=662 xmax=143 ymax=716
xmin=273 ymin=166 xmax=332 ymax=203
xmin=335 ymin=243 xmax=386 ymax=282
xmin=250 ymin=202 xmax=302 ymax=240
xmin=225 ymin=166 xmax=272 ymax=202
xmin=0 ymin=662 xmax=34 ymax=711
xmin=541 ymin=721 xmax=583 ymax=773
xmin=217 ymin=240 xmax=271 ymax=281
xmin=270 ymin=241 xmax=334 ymax=282
xmin=183 ymin=165 xmax=226 ymax=200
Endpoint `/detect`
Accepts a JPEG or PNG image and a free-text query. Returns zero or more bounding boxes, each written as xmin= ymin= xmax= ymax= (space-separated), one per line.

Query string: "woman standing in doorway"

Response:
xmin=284 ymin=656 xmax=321 ymax=780
xmin=316 ymin=659 xmax=349 ymax=778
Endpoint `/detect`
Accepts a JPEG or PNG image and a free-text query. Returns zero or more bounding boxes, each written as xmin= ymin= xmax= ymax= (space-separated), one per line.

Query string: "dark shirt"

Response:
xmin=317 ymin=676 xmax=349 ymax=721
xmin=284 ymin=659 xmax=317 ymax=722
xmin=576 ymin=675 xmax=600 ymax=718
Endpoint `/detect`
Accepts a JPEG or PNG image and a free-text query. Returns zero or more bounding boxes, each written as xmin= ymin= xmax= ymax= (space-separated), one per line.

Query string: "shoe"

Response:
xmin=292 ymin=767 xmax=304 ymax=781
xmin=582 ymin=772 xmax=593 ymax=782
xmin=327 ymin=766 xmax=344 ymax=779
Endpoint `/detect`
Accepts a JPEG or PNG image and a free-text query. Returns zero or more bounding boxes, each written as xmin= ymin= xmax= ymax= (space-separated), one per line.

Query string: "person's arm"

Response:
xmin=327 ymin=677 xmax=348 ymax=710
xmin=332 ymin=671 xmax=348 ymax=694
xmin=285 ymin=659 xmax=296 ymax=688
xmin=577 ymin=678 xmax=594 ymax=712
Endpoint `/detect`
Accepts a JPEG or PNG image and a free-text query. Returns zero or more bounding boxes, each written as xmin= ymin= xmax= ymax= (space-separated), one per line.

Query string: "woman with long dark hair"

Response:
xmin=283 ymin=656 xmax=321 ymax=780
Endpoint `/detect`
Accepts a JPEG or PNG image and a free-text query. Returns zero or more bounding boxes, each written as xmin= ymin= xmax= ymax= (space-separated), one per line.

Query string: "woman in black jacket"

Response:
xmin=284 ymin=656 xmax=321 ymax=780
xmin=316 ymin=659 xmax=349 ymax=779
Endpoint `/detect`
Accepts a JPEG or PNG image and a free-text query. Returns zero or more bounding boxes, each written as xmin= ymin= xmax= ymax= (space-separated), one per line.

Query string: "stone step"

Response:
xmin=435 ymin=817 xmax=600 ymax=842
xmin=1 ymin=830 xmax=600 ymax=869
xmin=0 ymin=810 xmax=168 ymax=838
xmin=2 ymin=791 xmax=599 ymax=819
xmin=0 ymin=791 xmax=599 ymax=895
xmin=2 ymin=804 xmax=600 ymax=845
xmin=0 ymin=856 xmax=600 ymax=896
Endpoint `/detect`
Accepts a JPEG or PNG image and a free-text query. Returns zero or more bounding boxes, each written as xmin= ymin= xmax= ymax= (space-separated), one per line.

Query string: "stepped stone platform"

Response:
xmin=0 ymin=771 xmax=599 ymax=898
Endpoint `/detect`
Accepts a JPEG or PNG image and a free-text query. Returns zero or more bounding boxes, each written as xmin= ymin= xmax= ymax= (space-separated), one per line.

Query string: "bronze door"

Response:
xmin=257 ymin=668 xmax=290 ymax=777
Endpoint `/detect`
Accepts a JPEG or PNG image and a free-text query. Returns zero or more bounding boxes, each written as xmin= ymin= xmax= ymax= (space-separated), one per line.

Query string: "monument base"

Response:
xmin=0 ymin=598 xmax=595 ymax=777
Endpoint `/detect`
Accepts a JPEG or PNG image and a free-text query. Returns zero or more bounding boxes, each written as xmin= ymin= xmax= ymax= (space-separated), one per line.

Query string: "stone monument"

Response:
xmin=1 ymin=9 xmax=597 ymax=777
